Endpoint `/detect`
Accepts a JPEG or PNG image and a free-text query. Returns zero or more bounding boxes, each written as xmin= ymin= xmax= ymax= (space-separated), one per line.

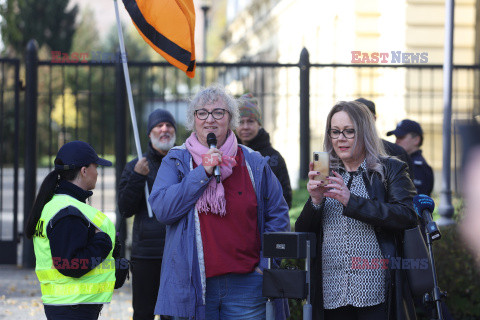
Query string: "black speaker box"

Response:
xmin=263 ymin=232 xmax=316 ymax=259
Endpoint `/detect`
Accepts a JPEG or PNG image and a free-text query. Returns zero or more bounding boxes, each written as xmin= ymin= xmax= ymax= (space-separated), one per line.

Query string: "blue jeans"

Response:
xmin=174 ymin=271 xmax=266 ymax=320
xmin=206 ymin=271 xmax=266 ymax=320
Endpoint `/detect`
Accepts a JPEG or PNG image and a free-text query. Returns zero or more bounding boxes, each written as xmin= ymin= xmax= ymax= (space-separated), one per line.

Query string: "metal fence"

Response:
xmin=0 ymin=43 xmax=479 ymax=265
xmin=0 ymin=58 xmax=20 ymax=264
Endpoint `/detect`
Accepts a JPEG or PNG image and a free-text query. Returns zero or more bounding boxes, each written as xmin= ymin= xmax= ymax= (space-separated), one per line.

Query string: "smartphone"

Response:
xmin=313 ymin=152 xmax=329 ymax=186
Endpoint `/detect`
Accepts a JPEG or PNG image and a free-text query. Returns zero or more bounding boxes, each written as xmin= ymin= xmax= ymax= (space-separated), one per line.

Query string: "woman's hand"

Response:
xmin=324 ymin=171 xmax=350 ymax=206
xmin=203 ymin=148 xmax=223 ymax=176
xmin=307 ymin=162 xmax=328 ymax=205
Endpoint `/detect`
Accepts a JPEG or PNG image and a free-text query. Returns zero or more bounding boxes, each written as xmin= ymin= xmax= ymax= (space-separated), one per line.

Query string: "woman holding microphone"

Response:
xmin=148 ymin=84 xmax=290 ymax=320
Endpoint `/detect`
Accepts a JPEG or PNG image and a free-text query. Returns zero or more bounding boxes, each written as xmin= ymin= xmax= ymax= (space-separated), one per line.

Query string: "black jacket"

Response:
xmin=47 ymin=180 xmax=113 ymax=278
xmin=382 ymin=139 xmax=414 ymax=181
xmin=295 ymin=157 xmax=418 ymax=320
xmin=118 ymin=143 xmax=167 ymax=259
xmin=243 ymin=128 xmax=293 ymax=208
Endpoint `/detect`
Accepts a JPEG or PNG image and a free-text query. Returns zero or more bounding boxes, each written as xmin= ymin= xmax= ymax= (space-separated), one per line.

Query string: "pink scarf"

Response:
xmin=185 ymin=130 xmax=238 ymax=216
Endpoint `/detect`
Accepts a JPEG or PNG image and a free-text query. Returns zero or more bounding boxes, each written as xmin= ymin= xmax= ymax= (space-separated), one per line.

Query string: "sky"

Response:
xmin=71 ymin=0 xmax=132 ymax=42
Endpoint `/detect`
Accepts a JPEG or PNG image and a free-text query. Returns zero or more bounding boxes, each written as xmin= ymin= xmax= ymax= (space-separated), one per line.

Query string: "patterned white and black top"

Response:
xmin=321 ymin=159 xmax=385 ymax=309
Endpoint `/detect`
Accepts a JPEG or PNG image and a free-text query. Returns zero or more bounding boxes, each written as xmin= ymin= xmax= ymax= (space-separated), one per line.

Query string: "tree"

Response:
xmin=51 ymin=88 xmax=84 ymax=129
xmin=70 ymin=7 xmax=100 ymax=54
xmin=0 ymin=0 xmax=78 ymax=57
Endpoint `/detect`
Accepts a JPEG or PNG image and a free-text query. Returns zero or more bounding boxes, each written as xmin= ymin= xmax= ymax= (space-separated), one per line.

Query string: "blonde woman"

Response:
xmin=296 ymin=101 xmax=417 ymax=320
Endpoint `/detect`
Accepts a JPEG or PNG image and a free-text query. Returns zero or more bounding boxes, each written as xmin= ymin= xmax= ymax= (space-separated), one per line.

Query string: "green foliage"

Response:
xmin=103 ymin=24 xmax=152 ymax=62
xmin=289 ymin=180 xmax=309 ymax=229
xmin=0 ymin=0 xmax=78 ymax=57
xmin=70 ymin=7 xmax=100 ymax=53
xmin=430 ymin=223 xmax=480 ymax=319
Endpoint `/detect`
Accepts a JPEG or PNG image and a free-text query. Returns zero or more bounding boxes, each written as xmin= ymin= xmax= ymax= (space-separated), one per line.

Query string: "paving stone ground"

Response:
xmin=0 ymin=265 xmax=135 ymax=320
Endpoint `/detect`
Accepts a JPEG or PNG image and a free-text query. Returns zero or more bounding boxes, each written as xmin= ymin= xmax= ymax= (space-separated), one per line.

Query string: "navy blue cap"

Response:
xmin=54 ymin=141 xmax=112 ymax=170
xmin=147 ymin=109 xmax=176 ymax=136
xmin=387 ymin=119 xmax=423 ymax=137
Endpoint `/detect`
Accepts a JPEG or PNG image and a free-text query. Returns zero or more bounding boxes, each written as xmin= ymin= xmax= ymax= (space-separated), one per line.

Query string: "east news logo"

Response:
xmin=351 ymin=51 xmax=428 ymax=64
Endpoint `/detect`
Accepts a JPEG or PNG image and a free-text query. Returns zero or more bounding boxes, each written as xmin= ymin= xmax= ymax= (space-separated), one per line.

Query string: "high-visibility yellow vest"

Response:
xmin=33 ymin=194 xmax=116 ymax=305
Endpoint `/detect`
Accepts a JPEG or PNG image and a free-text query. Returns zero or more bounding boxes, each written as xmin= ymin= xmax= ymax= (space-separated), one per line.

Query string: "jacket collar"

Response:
xmin=55 ymin=179 xmax=93 ymax=203
xmin=244 ymin=128 xmax=271 ymax=150
xmin=148 ymin=142 xmax=167 ymax=163
xmin=410 ymin=149 xmax=423 ymax=158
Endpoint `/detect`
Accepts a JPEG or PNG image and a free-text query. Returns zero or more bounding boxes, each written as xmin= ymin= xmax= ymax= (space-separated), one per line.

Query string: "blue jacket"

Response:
xmin=148 ymin=144 xmax=290 ymax=319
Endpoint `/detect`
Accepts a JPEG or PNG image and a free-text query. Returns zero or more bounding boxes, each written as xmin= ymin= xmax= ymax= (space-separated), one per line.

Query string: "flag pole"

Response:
xmin=113 ymin=0 xmax=154 ymax=218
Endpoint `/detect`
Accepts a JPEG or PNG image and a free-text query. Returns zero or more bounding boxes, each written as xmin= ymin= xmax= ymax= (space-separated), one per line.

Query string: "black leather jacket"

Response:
xmin=295 ymin=157 xmax=418 ymax=320
xmin=118 ymin=143 xmax=167 ymax=259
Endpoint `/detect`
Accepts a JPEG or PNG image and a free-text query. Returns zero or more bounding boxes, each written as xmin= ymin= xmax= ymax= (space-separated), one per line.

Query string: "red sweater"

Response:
xmin=198 ymin=147 xmax=260 ymax=278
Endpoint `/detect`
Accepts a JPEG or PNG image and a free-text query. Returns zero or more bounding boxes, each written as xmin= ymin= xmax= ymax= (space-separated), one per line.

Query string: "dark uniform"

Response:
xmin=387 ymin=119 xmax=434 ymax=196
xmin=410 ymin=150 xmax=434 ymax=196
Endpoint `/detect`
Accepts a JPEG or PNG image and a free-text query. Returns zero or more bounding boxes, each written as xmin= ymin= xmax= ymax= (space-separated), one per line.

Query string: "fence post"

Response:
xmin=299 ymin=48 xmax=310 ymax=181
xmin=22 ymin=40 xmax=38 ymax=268
xmin=115 ymin=56 xmax=127 ymax=257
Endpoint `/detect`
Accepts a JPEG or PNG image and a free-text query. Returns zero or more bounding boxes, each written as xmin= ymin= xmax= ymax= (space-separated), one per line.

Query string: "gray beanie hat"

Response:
xmin=147 ymin=109 xmax=176 ymax=136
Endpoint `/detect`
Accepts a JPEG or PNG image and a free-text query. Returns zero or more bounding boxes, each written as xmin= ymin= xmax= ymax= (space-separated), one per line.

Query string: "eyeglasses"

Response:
xmin=328 ymin=128 xmax=356 ymax=139
xmin=195 ymin=108 xmax=229 ymax=120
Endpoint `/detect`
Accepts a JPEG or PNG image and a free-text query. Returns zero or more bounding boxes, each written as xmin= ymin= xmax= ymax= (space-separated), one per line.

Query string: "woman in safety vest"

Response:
xmin=25 ymin=140 xmax=116 ymax=320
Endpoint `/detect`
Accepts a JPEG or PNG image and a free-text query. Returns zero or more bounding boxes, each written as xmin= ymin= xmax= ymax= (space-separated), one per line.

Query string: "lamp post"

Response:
xmin=201 ymin=1 xmax=210 ymax=86
xmin=438 ymin=0 xmax=455 ymax=226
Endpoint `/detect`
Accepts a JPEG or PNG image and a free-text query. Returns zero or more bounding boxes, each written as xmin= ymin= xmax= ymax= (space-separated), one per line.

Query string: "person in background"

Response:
xmin=355 ymin=98 xmax=414 ymax=180
xmin=236 ymin=93 xmax=293 ymax=208
xmin=25 ymin=141 xmax=116 ymax=320
xmin=148 ymin=84 xmax=290 ymax=320
xmin=387 ymin=119 xmax=434 ymax=196
xmin=296 ymin=101 xmax=417 ymax=320
xmin=118 ymin=109 xmax=177 ymax=320
xmin=460 ymin=124 xmax=480 ymax=264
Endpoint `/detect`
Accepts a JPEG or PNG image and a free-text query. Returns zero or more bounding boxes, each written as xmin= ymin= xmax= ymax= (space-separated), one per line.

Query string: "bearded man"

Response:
xmin=118 ymin=109 xmax=176 ymax=320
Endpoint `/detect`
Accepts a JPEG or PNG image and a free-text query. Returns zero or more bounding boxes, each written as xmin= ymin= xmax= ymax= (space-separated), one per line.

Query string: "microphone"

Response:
xmin=206 ymin=133 xmax=221 ymax=183
xmin=413 ymin=194 xmax=441 ymax=241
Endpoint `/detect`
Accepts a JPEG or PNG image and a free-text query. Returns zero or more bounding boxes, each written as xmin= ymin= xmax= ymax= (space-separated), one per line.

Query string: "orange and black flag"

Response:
xmin=122 ymin=0 xmax=196 ymax=78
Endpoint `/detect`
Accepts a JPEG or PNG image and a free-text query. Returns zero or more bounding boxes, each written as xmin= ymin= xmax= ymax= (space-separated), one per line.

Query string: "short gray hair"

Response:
xmin=324 ymin=101 xmax=387 ymax=181
xmin=186 ymin=84 xmax=240 ymax=132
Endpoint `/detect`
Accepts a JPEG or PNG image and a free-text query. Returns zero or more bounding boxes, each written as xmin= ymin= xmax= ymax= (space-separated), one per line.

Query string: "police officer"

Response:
xmin=25 ymin=141 xmax=116 ymax=320
xmin=387 ymin=119 xmax=434 ymax=196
